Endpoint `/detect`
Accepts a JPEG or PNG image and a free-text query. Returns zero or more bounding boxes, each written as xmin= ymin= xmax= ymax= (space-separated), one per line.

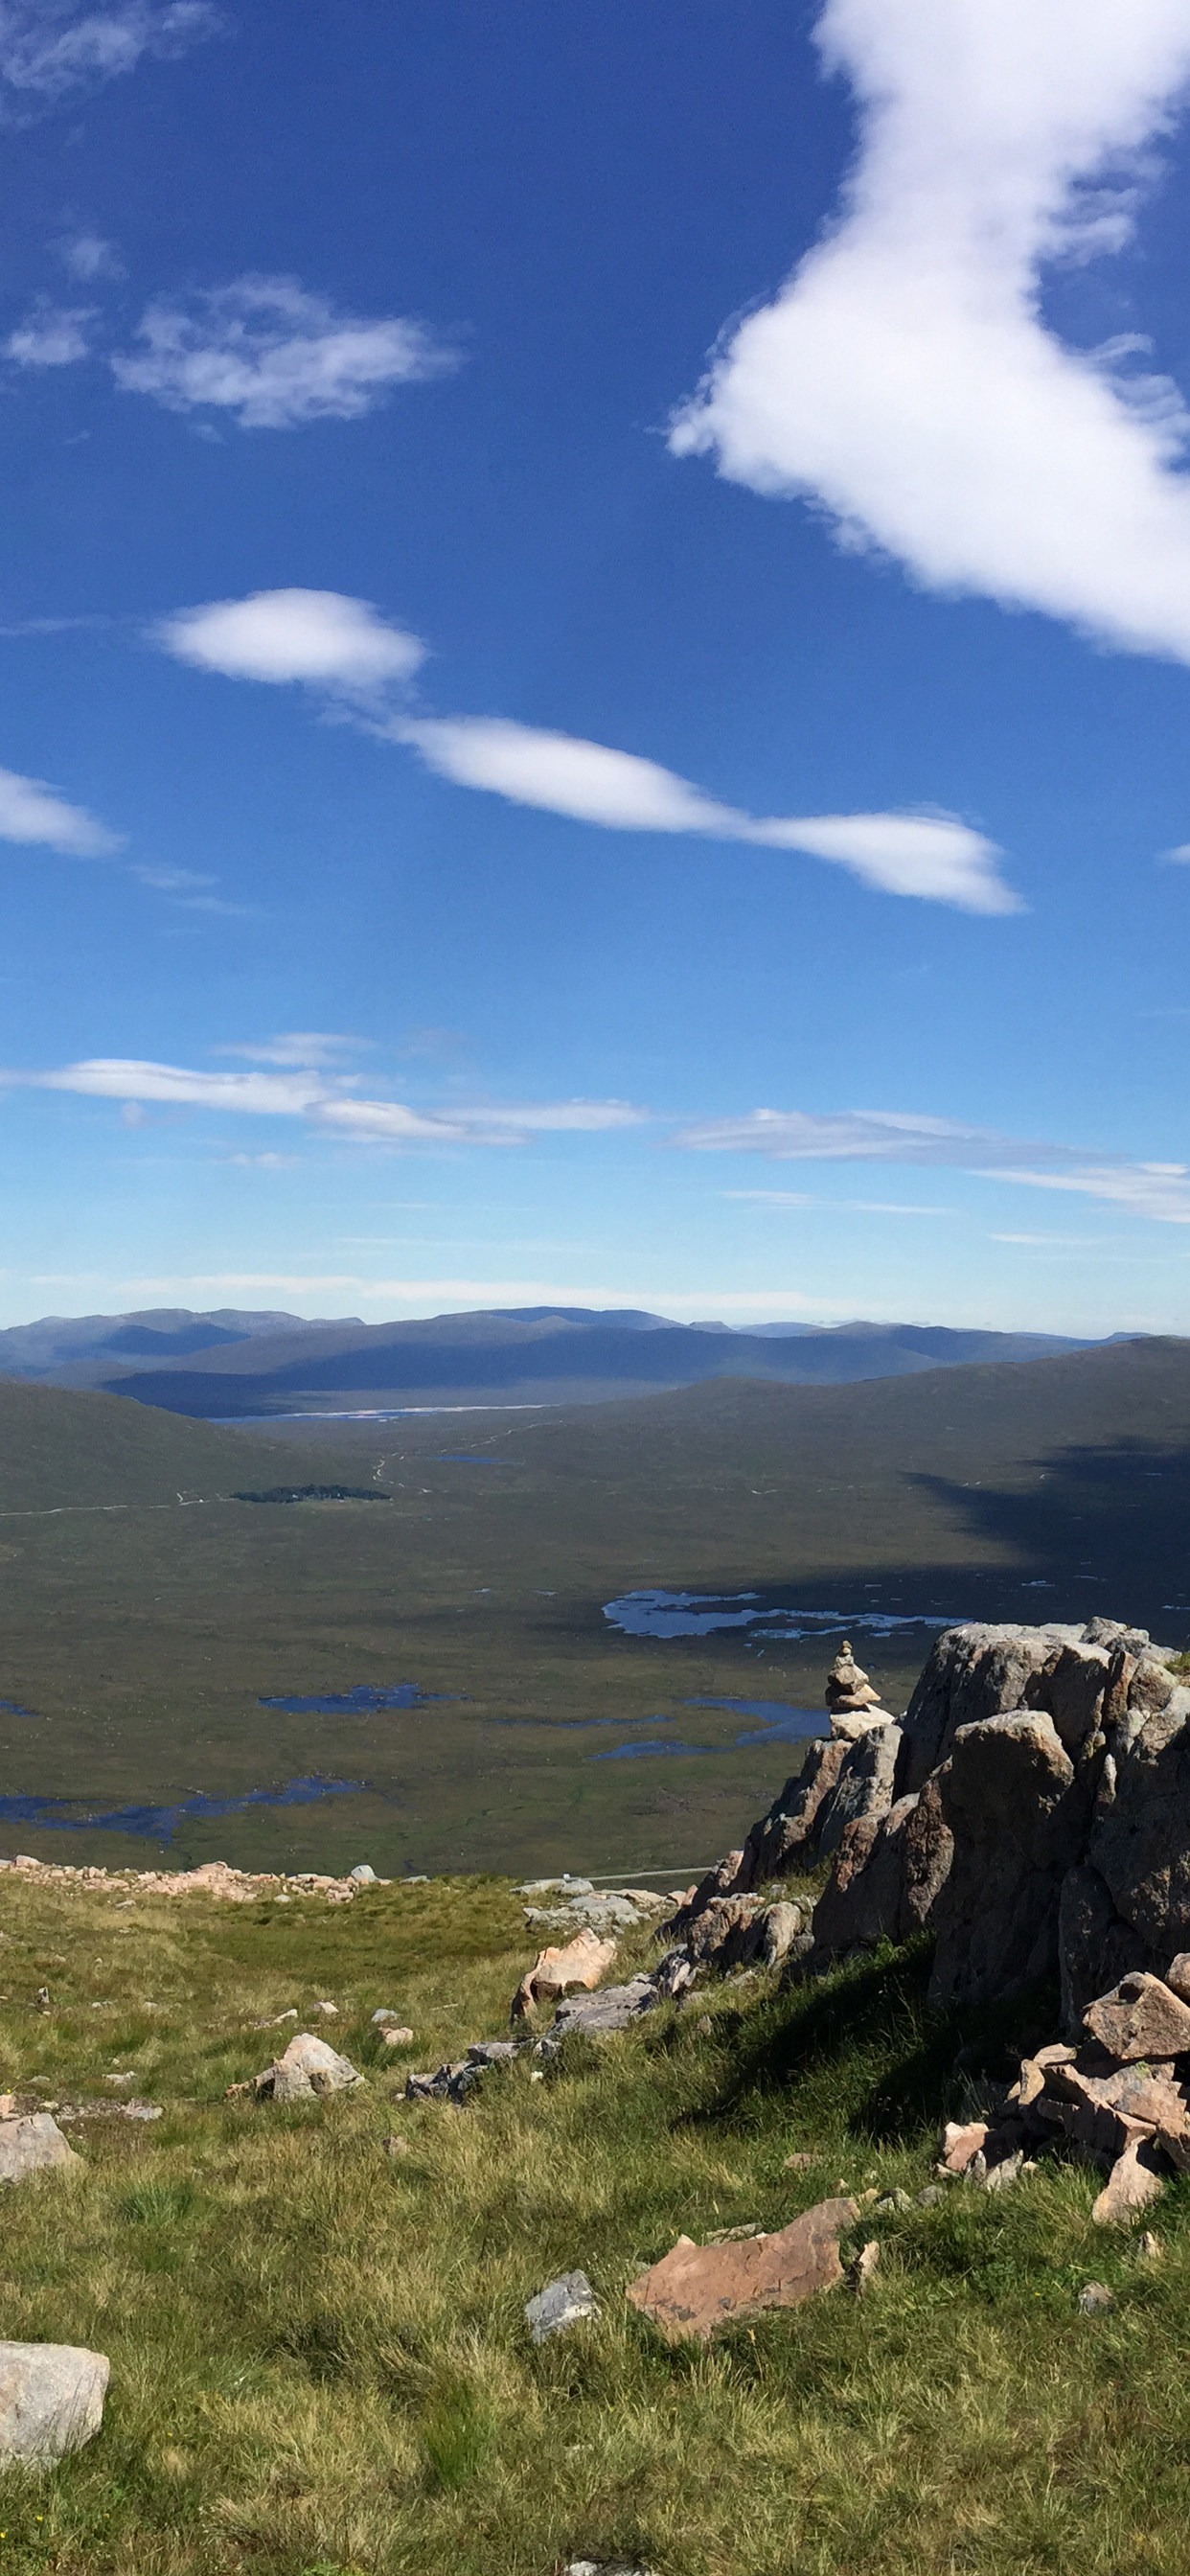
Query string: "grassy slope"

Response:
xmin=1 ymin=1340 xmax=1189 ymax=1880
xmin=0 ymin=1870 xmax=1185 ymax=2575
xmin=0 ymin=1382 xmax=306 ymax=1512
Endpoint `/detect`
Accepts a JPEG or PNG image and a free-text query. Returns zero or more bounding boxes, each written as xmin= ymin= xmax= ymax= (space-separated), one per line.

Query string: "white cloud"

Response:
xmin=158 ymin=588 xmax=424 ymax=697
xmin=0 ymin=763 xmax=119 ymax=855
xmin=677 ymin=1104 xmax=1190 ymax=1223
xmin=670 ymin=0 xmax=1190 ymax=670
xmin=14 ymin=1054 xmax=645 ymax=1150
xmin=162 ymin=586 xmax=1018 ymax=909
xmin=6 ymin=304 xmax=94 ymax=366
xmin=1163 ymin=841 xmax=1190 ymax=862
xmin=0 ymin=1 xmax=217 ymax=107
xmin=400 ymin=715 xmax=1017 ymax=912
xmin=57 ymin=232 xmax=124 ymax=281
xmin=112 ymin=275 xmax=453 ymax=429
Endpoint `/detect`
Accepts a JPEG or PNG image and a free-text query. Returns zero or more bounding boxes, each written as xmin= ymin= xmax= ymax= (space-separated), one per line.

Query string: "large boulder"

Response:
xmin=898 ymin=1623 xmax=1087 ymax=1795
xmin=927 ymin=1711 xmax=1087 ymax=2008
xmin=0 ymin=2343 xmax=108 ymax=2461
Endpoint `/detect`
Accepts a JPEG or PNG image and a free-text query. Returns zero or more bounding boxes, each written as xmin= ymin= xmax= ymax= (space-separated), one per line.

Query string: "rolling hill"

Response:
xmin=10 ymin=1301 xmax=1097 ymax=1416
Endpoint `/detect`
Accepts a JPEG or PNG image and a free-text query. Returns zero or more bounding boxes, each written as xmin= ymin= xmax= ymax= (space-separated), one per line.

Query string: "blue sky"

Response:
xmin=4 ymin=0 xmax=1190 ymax=1334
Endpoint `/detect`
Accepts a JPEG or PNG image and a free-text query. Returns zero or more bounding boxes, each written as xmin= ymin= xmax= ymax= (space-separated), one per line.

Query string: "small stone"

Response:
xmin=983 ymin=2150 xmax=1023 ymax=2194
xmin=783 ymin=2150 xmax=816 ymax=2171
xmin=873 ymin=2188 xmax=913 ymax=2214
xmin=349 ymin=1864 xmax=378 ymax=1882
xmin=1077 ymin=2280 xmax=1115 ymax=2313
xmin=35 ymin=1988 xmax=49 ymax=2012
xmin=383 ymin=2133 xmax=411 ymax=2158
xmin=0 ymin=2342 xmax=108 ymax=2462
xmin=1165 ymin=1953 xmax=1190 ymax=2005
xmin=694 ymin=2015 xmax=714 ymax=2036
xmin=524 ymin=2269 xmax=598 ymax=2343
xmin=379 ymin=2025 xmax=414 ymax=2048
xmin=1083 ymin=1971 xmax=1190 ymax=2065
xmin=371 ymin=2007 xmax=401 ymax=2025
xmin=847 ymin=2239 xmax=881 ymax=2292
xmin=1138 ymin=2229 xmax=1162 ymax=2260
xmin=916 ymin=2185 xmax=945 ymax=2207
xmin=313 ymin=2000 xmax=338 ymax=2018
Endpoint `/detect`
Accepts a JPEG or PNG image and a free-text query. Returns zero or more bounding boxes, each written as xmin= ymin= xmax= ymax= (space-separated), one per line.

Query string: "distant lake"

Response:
xmin=215 ymin=1404 xmax=545 ymax=1424
xmin=260 ymin=1684 xmax=449 ymax=1715
xmin=590 ymin=1694 xmax=826 ymax=1761
xmin=603 ymin=1590 xmax=961 ymax=1641
xmin=0 ymin=1776 xmax=361 ymax=1841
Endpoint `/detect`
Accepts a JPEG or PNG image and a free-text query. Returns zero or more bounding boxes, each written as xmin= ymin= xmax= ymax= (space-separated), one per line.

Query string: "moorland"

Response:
xmin=0 ymin=1335 xmax=1188 ymax=1882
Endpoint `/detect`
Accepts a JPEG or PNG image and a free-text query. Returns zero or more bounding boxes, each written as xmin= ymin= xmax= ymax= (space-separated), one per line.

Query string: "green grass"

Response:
xmin=0 ymin=1871 xmax=1186 ymax=2571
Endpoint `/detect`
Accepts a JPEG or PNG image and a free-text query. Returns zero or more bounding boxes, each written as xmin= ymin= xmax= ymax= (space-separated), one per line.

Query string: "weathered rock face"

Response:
xmin=815 ymin=1723 xmax=903 ymax=1859
xmin=898 ymin=1623 xmax=1087 ymax=1795
xmin=927 ymin=1712 xmax=1087 ymax=2009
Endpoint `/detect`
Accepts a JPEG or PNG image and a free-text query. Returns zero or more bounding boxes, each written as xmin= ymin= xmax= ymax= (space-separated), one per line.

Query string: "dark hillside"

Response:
xmin=0 ymin=1379 xmax=300 ymax=1512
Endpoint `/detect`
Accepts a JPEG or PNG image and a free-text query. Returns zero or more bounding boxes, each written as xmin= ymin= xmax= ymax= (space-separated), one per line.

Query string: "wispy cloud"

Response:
xmin=0 ymin=0 xmax=217 ymax=110
xmin=725 ymin=1188 xmax=948 ymax=1214
xmin=0 ymin=763 xmax=120 ymax=855
xmin=10 ymin=1053 xmax=646 ymax=1150
xmin=155 ymin=586 xmax=1017 ymax=911
xmin=57 ymin=231 xmax=124 ymax=281
xmin=678 ymin=1105 xmax=1190 ymax=1224
xmin=670 ymin=0 xmax=1190 ymax=670
xmin=5 ymin=303 xmax=94 ymax=366
xmin=212 ymin=1031 xmax=367 ymax=1069
xmin=112 ymin=276 xmax=455 ymax=429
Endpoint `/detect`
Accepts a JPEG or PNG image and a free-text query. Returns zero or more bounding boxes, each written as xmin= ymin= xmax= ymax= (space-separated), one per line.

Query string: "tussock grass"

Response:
xmin=0 ymin=1874 xmax=1185 ymax=2572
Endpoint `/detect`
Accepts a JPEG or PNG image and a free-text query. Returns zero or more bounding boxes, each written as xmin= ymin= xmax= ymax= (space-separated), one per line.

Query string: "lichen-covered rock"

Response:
xmin=0 ymin=2114 xmax=80 ymax=2184
xmin=1084 ymin=1687 xmax=1190 ymax=1966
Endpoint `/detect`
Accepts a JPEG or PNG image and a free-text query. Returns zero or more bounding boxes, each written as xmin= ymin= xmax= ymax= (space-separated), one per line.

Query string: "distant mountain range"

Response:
xmin=0 ymin=1302 xmax=1103 ymax=1418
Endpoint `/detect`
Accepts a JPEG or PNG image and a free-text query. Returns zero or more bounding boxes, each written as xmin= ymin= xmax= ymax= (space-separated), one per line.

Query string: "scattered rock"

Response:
xmin=383 ymin=2133 xmax=411 ymax=2158
xmin=561 ymin=2562 xmax=658 ymax=2576
xmin=349 ymin=1864 xmax=377 ymax=1882
xmin=0 ymin=2342 xmax=108 ymax=2462
xmin=783 ymin=2150 xmax=816 ymax=2171
xmin=983 ymin=2149 xmax=1023 ymax=2193
xmin=1077 ymin=2280 xmax=1115 ymax=2314
xmin=313 ymin=2000 xmax=339 ymax=2019
xmin=1138 ymin=2228 xmax=1162 ymax=2259
xmin=544 ymin=1976 xmax=660 ymax=2046
xmin=1083 ymin=1970 xmax=1190 ymax=2064
xmin=524 ymin=2269 xmax=598 ymax=2343
xmin=626 ymin=2197 xmax=857 ymax=2342
xmin=255 ymin=2034 xmax=362 ymax=2102
xmin=916 ymin=2185 xmax=945 ymax=2207
xmin=378 ymin=2025 xmax=414 ymax=2048
xmin=847 ymin=2239 xmax=881 ymax=2293
xmin=511 ymin=1926 xmax=617 ymax=2021
xmin=255 ymin=2008 xmax=299 ymax=2030
xmin=0 ymin=2114 xmax=79 ymax=2183
xmin=940 ymin=2120 xmax=988 ymax=2174
xmin=1092 ymin=2128 xmax=1165 ymax=2225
